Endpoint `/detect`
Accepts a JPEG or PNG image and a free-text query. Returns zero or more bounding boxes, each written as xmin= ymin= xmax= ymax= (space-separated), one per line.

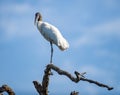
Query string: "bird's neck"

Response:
xmin=37 ymin=21 xmax=43 ymax=31
xmin=36 ymin=21 xmax=42 ymax=26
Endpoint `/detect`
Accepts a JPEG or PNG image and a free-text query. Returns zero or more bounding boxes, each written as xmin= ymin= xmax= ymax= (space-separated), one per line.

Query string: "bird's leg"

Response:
xmin=50 ymin=42 xmax=53 ymax=64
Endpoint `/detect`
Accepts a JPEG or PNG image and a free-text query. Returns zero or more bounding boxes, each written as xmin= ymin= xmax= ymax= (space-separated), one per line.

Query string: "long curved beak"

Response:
xmin=34 ymin=15 xmax=38 ymax=25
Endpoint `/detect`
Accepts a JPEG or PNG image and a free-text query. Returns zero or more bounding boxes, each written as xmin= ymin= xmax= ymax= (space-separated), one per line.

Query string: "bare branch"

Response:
xmin=33 ymin=81 xmax=42 ymax=95
xmin=0 ymin=85 xmax=15 ymax=95
xmin=33 ymin=63 xmax=113 ymax=95
xmin=70 ymin=91 xmax=79 ymax=95
xmin=80 ymin=78 xmax=113 ymax=90
xmin=33 ymin=64 xmax=52 ymax=95
xmin=47 ymin=64 xmax=113 ymax=90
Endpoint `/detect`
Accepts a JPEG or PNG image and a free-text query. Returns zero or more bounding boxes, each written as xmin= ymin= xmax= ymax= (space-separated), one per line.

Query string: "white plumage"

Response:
xmin=34 ymin=12 xmax=69 ymax=63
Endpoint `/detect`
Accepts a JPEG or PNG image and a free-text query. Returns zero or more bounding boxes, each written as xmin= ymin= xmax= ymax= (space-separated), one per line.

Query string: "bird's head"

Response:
xmin=34 ymin=12 xmax=42 ymax=25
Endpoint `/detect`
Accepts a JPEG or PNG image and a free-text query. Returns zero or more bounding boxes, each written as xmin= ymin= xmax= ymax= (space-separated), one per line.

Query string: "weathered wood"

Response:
xmin=33 ymin=64 xmax=53 ymax=95
xmin=33 ymin=63 xmax=113 ymax=95
xmin=0 ymin=85 xmax=15 ymax=95
xmin=47 ymin=64 xmax=113 ymax=90
xmin=33 ymin=81 xmax=42 ymax=95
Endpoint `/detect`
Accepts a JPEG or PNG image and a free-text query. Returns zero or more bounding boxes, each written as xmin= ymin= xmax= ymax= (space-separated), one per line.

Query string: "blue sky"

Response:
xmin=0 ymin=0 xmax=120 ymax=95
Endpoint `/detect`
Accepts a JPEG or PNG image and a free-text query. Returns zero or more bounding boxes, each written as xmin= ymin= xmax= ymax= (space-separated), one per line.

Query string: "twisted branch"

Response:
xmin=33 ymin=64 xmax=52 ymax=95
xmin=33 ymin=64 xmax=113 ymax=95
xmin=48 ymin=64 xmax=113 ymax=90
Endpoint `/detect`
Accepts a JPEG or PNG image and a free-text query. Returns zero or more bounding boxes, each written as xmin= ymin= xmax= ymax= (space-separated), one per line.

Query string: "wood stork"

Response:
xmin=34 ymin=12 xmax=69 ymax=63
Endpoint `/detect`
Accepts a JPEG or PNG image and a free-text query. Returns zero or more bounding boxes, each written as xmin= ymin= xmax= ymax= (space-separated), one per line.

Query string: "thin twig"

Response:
xmin=80 ymin=78 xmax=113 ymax=90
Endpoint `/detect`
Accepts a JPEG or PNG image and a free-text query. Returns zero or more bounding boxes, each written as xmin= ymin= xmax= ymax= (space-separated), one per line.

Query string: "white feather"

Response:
xmin=36 ymin=21 xmax=69 ymax=51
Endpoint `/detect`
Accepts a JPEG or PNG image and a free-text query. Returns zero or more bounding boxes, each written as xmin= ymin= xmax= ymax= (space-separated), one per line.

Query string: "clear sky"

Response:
xmin=0 ymin=0 xmax=120 ymax=95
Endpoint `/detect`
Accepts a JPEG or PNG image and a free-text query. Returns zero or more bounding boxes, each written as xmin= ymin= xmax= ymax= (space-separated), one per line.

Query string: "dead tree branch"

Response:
xmin=33 ymin=64 xmax=52 ymax=95
xmin=70 ymin=91 xmax=79 ymax=95
xmin=0 ymin=85 xmax=15 ymax=95
xmin=47 ymin=64 xmax=113 ymax=90
xmin=33 ymin=63 xmax=113 ymax=95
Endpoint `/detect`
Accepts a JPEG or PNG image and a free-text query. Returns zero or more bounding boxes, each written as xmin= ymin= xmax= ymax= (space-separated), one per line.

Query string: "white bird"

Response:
xmin=34 ymin=12 xmax=69 ymax=63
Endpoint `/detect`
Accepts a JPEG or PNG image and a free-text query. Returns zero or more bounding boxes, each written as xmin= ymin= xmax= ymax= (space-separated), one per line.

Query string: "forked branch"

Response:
xmin=33 ymin=64 xmax=113 ymax=95
xmin=47 ymin=64 xmax=113 ymax=90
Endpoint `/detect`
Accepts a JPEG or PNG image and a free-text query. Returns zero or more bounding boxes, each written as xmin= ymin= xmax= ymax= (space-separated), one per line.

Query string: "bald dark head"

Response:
xmin=34 ymin=12 xmax=42 ymax=24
